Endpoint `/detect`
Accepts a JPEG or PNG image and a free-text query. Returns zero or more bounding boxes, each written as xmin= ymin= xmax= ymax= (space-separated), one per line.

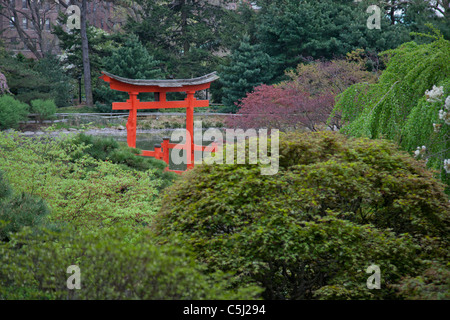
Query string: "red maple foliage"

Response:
xmin=228 ymin=84 xmax=335 ymax=132
xmin=227 ymin=59 xmax=376 ymax=132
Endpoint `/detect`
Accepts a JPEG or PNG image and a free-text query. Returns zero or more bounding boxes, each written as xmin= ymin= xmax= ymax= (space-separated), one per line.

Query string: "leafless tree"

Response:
xmin=0 ymin=0 xmax=62 ymax=58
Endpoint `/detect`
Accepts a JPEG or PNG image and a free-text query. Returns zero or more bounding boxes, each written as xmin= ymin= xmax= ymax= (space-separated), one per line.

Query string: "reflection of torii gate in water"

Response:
xmin=100 ymin=71 xmax=219 ymax=174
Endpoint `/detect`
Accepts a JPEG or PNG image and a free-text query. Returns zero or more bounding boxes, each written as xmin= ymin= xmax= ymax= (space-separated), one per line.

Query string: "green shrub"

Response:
xmin=0 ymin=227 xmax=262 ymax=299
xmin=30 ymin=99 xmax=57 ymax=124
xmin=393 ymin=260 xmax=450 ymax=300
xmin=153 ymin=131 xmax=450 ymax=300
xmin=0 ymin=169 xmax=54 ymax=242
xmin=65 ymin=133 xmax=178 ymax=190
xmin=94 ymin=101 xmax=118 ymax=113
xmin=0 ymin=95 xmax=28 ymax=130
xmin=0 ymin=192 xmax=51 ymax=242
xmin=0 ymin=170 xmax=12 ymax=200
xmin=68 ymin=133 xmax=119 ymax=161
xmin=0 ymin=132 xmax=173 ymax=229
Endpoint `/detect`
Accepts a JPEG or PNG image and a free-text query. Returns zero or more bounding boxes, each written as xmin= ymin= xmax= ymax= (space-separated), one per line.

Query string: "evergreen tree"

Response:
xmin=103 ymin=35 xmax=163 ymax=80
xmin=220 ymin=36 xmax=275 ymax=113
xmin=0 ymin=51 xmax=71 ymax=107
xmin=94 ymin=35 xmax=164 ymax=111
xmin=35 ymin=55 xmax=74 ymax=107
xmin=125 ymin=0 xmax=245 ymax=79
xmin=52 ymin=20 xmax=119 ymax=106
xmin=254 ymin=0 xmax=412 ymax=79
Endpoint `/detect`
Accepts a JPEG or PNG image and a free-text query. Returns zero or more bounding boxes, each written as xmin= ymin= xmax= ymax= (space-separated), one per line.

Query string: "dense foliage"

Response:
xmin=227 ymin=59 xmax=377 ymax=131
xmin=0 ymin=48 xmax=72 ymax=107
xmin=331 ymin=30 xmax=450 ymax=193
xmin=1 ymin=133 xmax=260 ymax=300
xmin=0 ymin=95 xmax=28 ymax=130
xmin=220 ymin=36 xmax=276 ymax=113
xmin=30 ymin=99 xmax=57 ymax=124
xmin=0 ymin=170 xmax=54 ymax=242
xmin=0 ymin=226 xmax=262 ymax=299
xmin=2 ymin=0 xmax=450 ymax=301
xmin=126 ymin=0 xmax=243 ymax=79
xmin=0 ymin=132 xmax=176 ymax=229
xmin=94 ymin=35 xmax=165 ymax=112
xmin=252 ymin=0 xmax=412 ymax=80
xmin=154 ymin=131 xmax=450 ymax=299
xmin=67 ymin=133 xmax=178 ymax=190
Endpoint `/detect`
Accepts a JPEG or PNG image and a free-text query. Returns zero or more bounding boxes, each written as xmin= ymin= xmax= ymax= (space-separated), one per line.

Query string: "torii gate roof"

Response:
xmin=100 ymin=71 xmax=219 ymax=91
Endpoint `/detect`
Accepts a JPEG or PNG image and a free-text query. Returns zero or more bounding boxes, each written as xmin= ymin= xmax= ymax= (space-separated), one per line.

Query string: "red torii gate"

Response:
xmin=100 ymin=71 xmax=219 ymax=173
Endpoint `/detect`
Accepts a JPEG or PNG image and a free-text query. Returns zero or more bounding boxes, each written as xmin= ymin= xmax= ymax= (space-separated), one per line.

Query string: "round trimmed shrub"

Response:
xmin=30 ymin=99 xmax=57 ymax=124
xmin=153 ymin=131 xmax=450 ymax=300
xmin=0 ymin=95 xmax=28 ymax=130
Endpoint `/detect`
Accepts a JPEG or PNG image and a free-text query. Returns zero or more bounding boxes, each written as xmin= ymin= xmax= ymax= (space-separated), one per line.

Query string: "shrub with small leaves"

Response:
xmin=0 ymin=132 xmax=171 ymax=229
xmin=0 ymin=170 xmax=12 ymax=200
xmin=0 ymin=192 xmax=51 ymax=242
xmin=30 ymin=99 xmax=57 ymax=124
xmin=0 ymin=227 xmax=263 ymax=300
xmin=0 ymin=95 xmax=28 ymax=130
xmin=153 ymin=131 xmax=450 ymax=300
xmin=393 ymin=260 xmax=450 ymax=300
xmin=0 ymin=169 xmax=53 ymax=242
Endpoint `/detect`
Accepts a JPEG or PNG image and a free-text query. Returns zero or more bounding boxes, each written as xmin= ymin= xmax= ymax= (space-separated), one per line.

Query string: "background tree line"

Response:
xmin=1 ymin=0 xmax=449 ymax=111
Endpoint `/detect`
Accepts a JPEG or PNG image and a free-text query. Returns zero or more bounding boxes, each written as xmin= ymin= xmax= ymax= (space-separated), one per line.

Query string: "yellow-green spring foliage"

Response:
xmin=0 ymin=132 xmax=173 ymax=229
xmin=154 ymin=131 xmax=450 ymax=300
xmin=331 ymin=29 xmax=450 ymax=191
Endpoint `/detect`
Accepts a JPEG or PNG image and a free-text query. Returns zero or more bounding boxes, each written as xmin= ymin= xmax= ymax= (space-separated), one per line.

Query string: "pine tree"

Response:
xmin=94 ymin=35 xmax=164 ymax=111
xmin=104 ymin=35 xmax=163 ymax=80
xmin=126 ymin=0 xmax=245 ymax=79
xmin=220 ymin=36 xmax=275 ymax=113
xmin=255 ymin=0 xmax=412 ymax=79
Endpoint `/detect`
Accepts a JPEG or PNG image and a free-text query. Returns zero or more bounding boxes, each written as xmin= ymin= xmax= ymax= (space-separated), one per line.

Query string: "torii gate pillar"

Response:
xmin=127 ymin=92 xmax=139 ymax=149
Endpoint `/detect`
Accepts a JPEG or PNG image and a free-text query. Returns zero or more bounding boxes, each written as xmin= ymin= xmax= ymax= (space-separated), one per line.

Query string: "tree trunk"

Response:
xmin=390 ymin=1 xmax=396 ymax=25
xmin=181 ymin=0 xmax=190 ymax=56
xmin=80 ymin=0 xmax=93 ymax=106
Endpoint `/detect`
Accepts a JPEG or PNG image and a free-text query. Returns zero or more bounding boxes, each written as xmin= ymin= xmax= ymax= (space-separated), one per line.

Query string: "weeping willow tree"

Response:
xmin=330 ymin=26 xmax=450 ymax=193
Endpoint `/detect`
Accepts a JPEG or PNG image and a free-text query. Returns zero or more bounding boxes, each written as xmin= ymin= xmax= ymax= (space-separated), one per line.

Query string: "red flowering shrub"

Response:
xmin=228 ymin=84 xmax=335 ymax=132
xmin=227 ymin=59 xmax=376 ymax=132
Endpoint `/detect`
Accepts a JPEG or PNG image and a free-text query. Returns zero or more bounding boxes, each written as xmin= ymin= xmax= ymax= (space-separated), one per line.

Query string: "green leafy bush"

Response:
xmin=0 ymin=95 xmax=28 ymax=130
xmin=153 ymin=131 xmax=450 ymax=300
xmin=0 ymin=170 xmax=12 ymax=200
xmin=0 ymin=132 xmax=169 ymax=229
xmin=0 ymin=192 xmax=50 ymax=242
xmin=0 ymin=169 xmax=54 ymax=242
xmin=0 ymin=227 xmax=262 ymax=299
xmin=66 ymin=133 xmax=178 ymax=190
xmin=30 ymin=99 xmax=57 ymax=124
xmin=393 ymin=260 xmax=450 ymax=300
